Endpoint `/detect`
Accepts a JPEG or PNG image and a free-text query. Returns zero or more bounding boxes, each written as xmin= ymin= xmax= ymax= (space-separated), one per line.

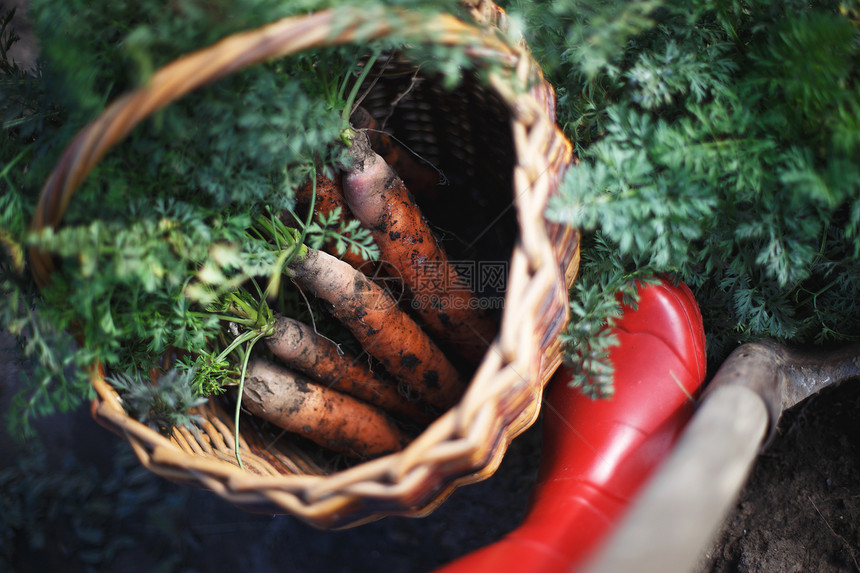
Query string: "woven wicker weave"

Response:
xmin=29 ymin=0 xmax=579 ymax=528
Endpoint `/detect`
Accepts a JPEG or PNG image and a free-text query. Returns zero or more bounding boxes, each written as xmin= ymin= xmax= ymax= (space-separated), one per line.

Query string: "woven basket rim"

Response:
xmin=29 ymin=0 xmax=579 ymax=528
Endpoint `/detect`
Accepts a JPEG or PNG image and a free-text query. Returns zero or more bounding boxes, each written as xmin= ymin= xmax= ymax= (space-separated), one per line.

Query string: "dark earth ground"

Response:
xmin=4 ymin=3 xmax=860 ymax=571
xmin=698 ymin=378 xmax=860 ymax=573
xmin=3 ymin=325 xmax=860 ymax=573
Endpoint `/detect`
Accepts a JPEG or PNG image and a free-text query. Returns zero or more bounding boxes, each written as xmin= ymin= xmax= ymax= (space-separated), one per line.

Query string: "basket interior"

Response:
xmin=192 ymin=57 xmax=521 ymax=477
xmin=361 ymin=59 xmax=519 ymax=265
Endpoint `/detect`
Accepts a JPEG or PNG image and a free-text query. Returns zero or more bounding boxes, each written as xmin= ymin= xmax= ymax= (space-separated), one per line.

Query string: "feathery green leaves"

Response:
xmin=526 ymin=0 xmax=860 ymax=390
xmin=0 ymin=0 xmax=477 ymax=438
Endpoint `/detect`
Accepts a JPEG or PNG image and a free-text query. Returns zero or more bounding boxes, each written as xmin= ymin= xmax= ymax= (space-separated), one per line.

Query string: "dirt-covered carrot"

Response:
xmin=294 ymin=171 xmax=370 ymax=270
xmin=287 ymin=246 xmax=465 ymax=410
xmin=243 ymin=358 xmax=410 ymax=458
xmin=294 ymin=171 xmax=346 ymax=218
xmin=342 ymin=131 xmax=498 ymax=364
xmin=350 ymin=106 xmax=441 ymax=200
xmin=264 ymin=314 xmax=430 ymax=421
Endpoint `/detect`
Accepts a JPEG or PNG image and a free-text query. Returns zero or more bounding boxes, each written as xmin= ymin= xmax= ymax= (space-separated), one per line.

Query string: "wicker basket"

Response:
xmin=29 ymin=0 xmax=579 ymax=529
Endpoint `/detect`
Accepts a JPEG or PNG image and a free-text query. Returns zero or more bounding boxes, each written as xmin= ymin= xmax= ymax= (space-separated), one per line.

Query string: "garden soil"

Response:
xmin=695 ymin=379 xmax=860 ymax=573
xmin=3 ymin=327 xmax=860 ymax=572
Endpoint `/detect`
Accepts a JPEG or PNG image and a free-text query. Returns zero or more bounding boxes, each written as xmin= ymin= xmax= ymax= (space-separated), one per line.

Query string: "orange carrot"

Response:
xmin=342 ymin=131 xmax=498 ymax=364
xmin=264 ymin=314 xmax=431 ymax=422
xmin=243 ymin=358 xmax=410 ymax=458
xmin=350 ymin=106 xmax=441 ymax=200
xmin=294 ymin=171 xmax=370 ymax=270
xmin=294 ymin=170 xmax=346 ymax=219
xmin=288 ymin=246 xmax=465 ymax=410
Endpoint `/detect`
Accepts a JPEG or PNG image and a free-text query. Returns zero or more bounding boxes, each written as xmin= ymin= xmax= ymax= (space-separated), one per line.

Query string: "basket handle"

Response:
xmin=28 ymin=5 xmax=521 ymax=288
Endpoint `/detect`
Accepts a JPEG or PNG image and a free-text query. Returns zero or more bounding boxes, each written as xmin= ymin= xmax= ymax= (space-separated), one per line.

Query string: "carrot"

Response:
xmin=264 ymin=313 xmax=431 ymax=422
xmin=342 ymin=131 xmax=499 ymax=364
xmin=243 ymin=358 xmax=410 ymax=458
xmin=350 ymin=106 xmax=441 ymax=200
xmin=287 ymin=245 xmax=465 ymax=411
xmin=294 ymin=170 xmax=346 ymax=220
xmin=294 ymin=171 xmax=370 ymax=270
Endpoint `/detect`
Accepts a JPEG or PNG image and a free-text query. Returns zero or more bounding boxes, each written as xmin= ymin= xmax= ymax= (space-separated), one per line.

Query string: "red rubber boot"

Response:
xmin=436 ymin=277 xmax=707 ymax=573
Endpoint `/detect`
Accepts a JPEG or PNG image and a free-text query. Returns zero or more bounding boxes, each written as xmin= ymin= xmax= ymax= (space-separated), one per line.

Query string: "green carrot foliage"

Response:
xmin=0 ymin=0 xmax=481 ymax=438
xmin=506 ymin=0 xmax=860 ymax=391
